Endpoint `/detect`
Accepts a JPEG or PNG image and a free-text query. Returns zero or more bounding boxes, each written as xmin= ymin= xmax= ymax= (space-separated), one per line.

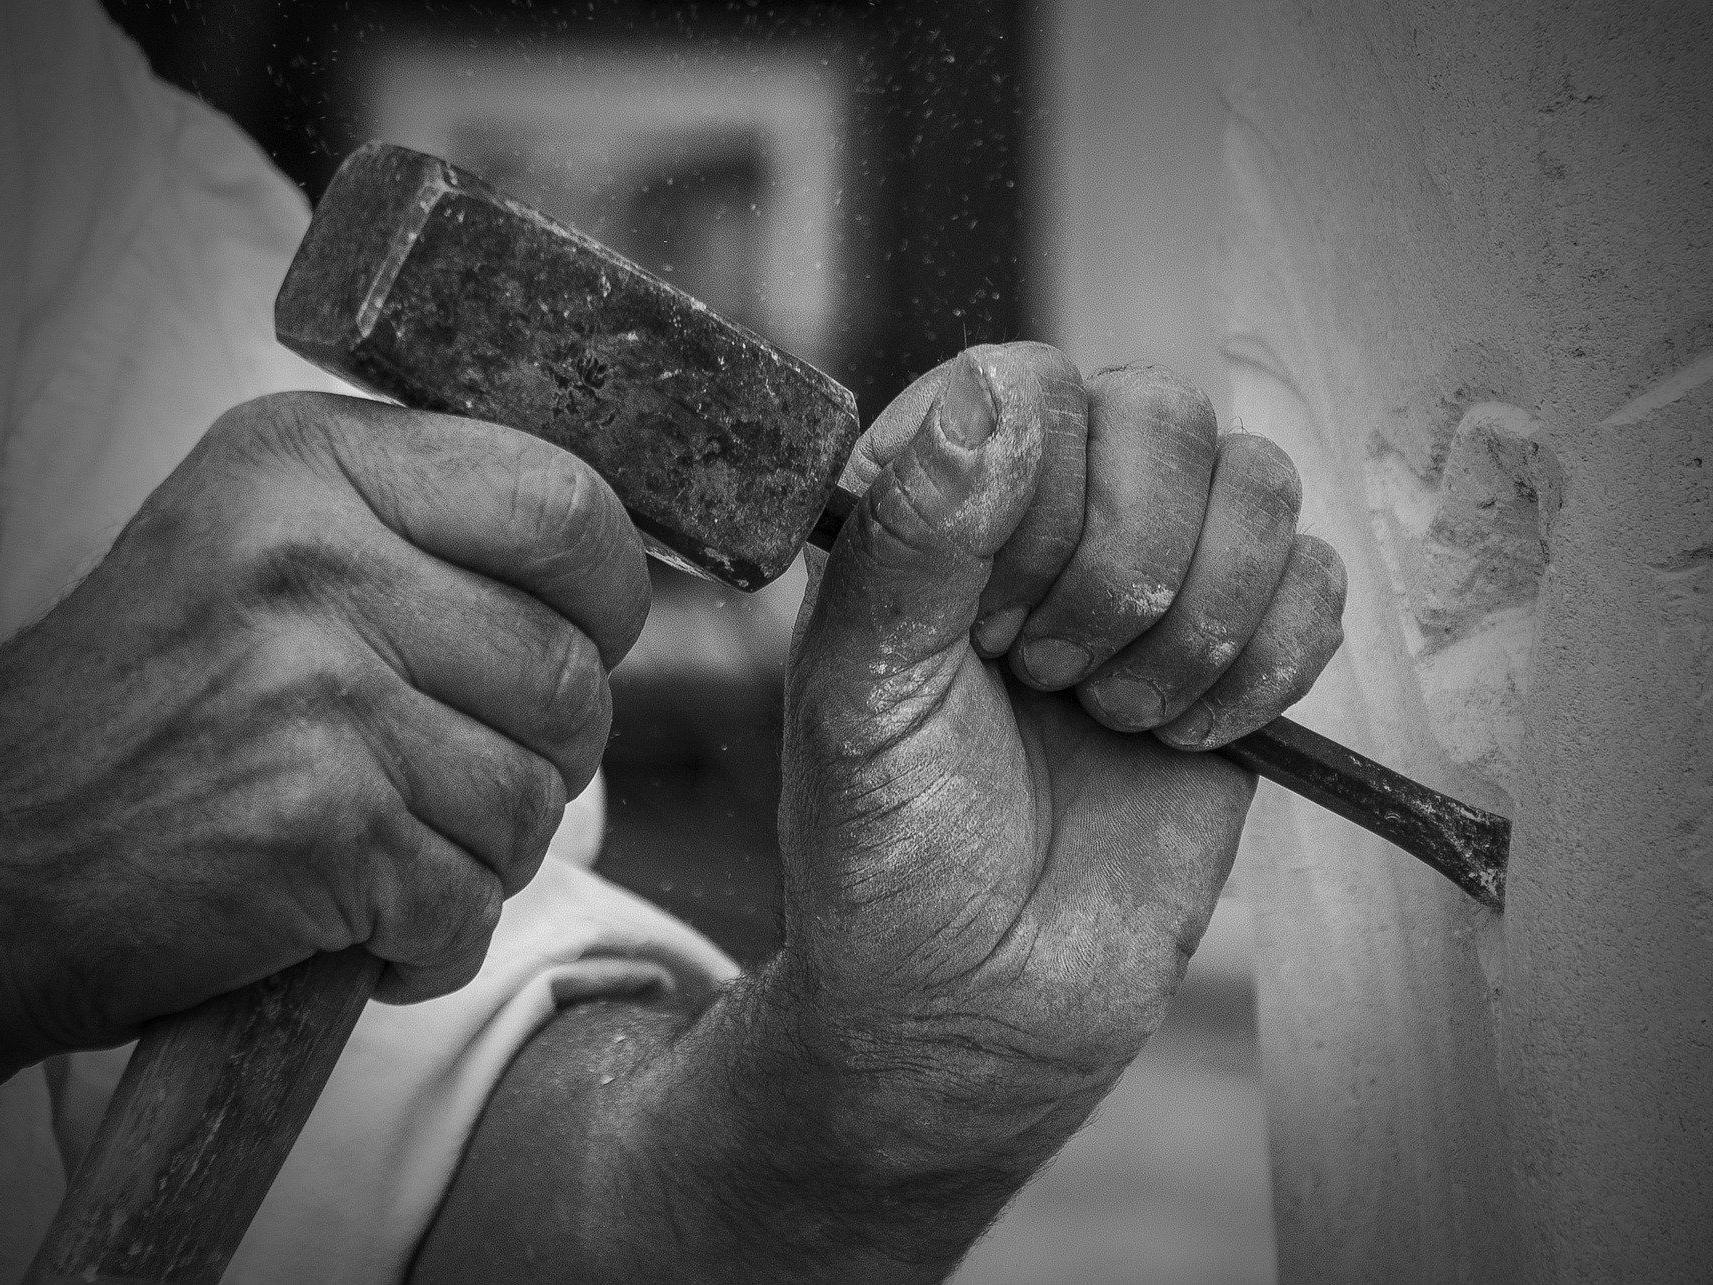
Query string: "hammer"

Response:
xmin=28 ymin=143 xmax=1509 ymax=1283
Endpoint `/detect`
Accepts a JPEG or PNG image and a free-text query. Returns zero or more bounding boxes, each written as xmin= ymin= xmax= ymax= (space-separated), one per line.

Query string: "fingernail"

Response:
xmin=972 ymin=604 xmax=1028 ymax=656
xmin=1020 ymin=638 xmax=1089 ymax=688
xmin=934 ymin=356 xmax=998 ymax=448
xmin=1090 ymin=674 xmax=1166 ymax=729
xmin=1159 ymin=705 xmax=1213 ymax=748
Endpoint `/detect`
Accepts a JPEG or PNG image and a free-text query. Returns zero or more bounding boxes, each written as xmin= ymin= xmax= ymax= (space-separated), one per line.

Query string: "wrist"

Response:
xmin=628 ymin=967 xmax=1025 ymax=1280
xmin=702 ymin=959 xmax=1103 ymax=1206
xmin=420 ymin=951 xmax=1122 ymax=1283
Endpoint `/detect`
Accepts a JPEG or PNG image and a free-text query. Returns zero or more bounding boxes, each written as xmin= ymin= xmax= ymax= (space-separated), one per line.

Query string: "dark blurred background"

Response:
xmin=102 ymin=4 xmax=1275 ymax=1279
xmin=104 ymin=0 xmax=1035 ymax=446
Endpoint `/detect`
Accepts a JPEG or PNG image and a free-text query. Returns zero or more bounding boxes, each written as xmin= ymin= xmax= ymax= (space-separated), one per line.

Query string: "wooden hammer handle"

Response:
xmin=24 ymin=948 xmax=382 ymax=1284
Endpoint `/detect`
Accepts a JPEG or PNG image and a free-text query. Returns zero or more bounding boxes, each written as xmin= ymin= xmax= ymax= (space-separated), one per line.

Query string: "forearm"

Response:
xmin=411 ymin=960 xmax=1112 ymax=1283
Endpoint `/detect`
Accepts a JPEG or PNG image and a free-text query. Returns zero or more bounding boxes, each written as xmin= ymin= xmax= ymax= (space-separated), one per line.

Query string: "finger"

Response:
xmin=1008 ymin=365 xmax=1219 ymax=690
xmin=795 ymin=354 xmax=971 ymax=655
xmin=319 ymin=527 xmax=616 ymax=792
xmin=1079 ymin=432 xmax=1304 ymax=732
xmin=364 ymin=819 xmax=508 ymax=1003
xmin=836 ymin=362 xmax=951 ymax=494
xmin=1154 ymin=534 xmax=1346 ymax=750
xmin=971 ymin=346 xmax=1089 ymax=656
xmin=230 ymin=642 xmax=542 ymax=1002
xmin=250 ymin=391 xmax=650 ymax=671
xmin=370 ymin=680 xmax=574 ymax=897
xmin=830 ymin=344 xmax=1088 ymax=662
xmin=793 ymin=347 xmax=1045 ymax=702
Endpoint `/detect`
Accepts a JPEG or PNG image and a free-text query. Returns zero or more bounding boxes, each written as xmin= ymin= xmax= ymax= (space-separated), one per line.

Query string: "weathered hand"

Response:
xmin=0 ymin=392 xmax=647 ymax=1071
xmin=409 ymin=343 xmax=1346 ymax=1283
xmin=780 ymin=343 xmax=1345 ymax=1144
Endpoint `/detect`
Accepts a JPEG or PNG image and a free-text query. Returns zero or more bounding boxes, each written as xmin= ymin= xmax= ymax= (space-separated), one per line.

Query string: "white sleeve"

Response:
xmin=226 ymin=843 xmax=738 ymax=1285
xmin=0 ymin=0 xmax=347 ymax=641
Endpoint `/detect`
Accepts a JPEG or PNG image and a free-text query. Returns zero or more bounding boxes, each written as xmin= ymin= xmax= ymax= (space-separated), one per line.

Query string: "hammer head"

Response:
xmin=277 ymin=142 xmax=860 ymax=591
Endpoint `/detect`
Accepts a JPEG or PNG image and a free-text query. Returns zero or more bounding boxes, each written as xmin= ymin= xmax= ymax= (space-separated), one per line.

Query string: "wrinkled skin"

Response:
xmin=0 ymin=392 xmax=648 ymax=1075
xmin=414 ymin=343 xmax=1346 ymax=1283
xmin=775 ymin=342 xmax=1344 ymax=1152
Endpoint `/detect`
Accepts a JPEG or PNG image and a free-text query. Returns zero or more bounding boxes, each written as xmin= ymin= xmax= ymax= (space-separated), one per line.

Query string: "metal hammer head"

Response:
xmin=276 ymin=142 xmax=861 ymax=591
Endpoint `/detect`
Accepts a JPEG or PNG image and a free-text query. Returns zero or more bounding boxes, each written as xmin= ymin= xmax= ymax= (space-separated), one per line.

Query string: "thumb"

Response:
xmin=792 ymin=347 xmax=1046 ymax=697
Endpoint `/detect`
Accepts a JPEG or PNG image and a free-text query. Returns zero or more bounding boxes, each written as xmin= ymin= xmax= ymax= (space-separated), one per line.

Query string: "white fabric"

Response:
xmin=0 ymin=4 xmax=739 ymax=1280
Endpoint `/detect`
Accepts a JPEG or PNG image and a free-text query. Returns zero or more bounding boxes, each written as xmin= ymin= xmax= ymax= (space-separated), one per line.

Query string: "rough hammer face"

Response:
xmin=276 ymin=142 xmax=861 ymax=591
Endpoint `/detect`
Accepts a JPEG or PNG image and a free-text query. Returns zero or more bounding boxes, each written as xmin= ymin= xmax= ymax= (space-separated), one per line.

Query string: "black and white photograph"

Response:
xmin=0 ymin=1 xmax=1707 ymax=1281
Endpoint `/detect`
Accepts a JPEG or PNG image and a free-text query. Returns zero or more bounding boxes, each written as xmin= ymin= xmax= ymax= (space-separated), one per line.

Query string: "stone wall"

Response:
xmin=1042 ymin=0 xmax=1710 ymax=1278
xmin=1217 ymin=1 xmax=1711 ymax=1278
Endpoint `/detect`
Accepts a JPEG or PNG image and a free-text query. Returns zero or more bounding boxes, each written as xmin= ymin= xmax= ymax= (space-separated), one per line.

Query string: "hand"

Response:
xmin=779 ymin=343 xmax=1345 ymax=1160
xmin=0 ymin=391 xmax=647 ymax=1071
xmin=409 ymin=344 xmax=1345 ymax=1282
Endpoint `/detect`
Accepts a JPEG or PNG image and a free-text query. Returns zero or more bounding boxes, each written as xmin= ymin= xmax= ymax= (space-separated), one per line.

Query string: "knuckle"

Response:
xmin=1091 ymin=363 xmax=1219 ymax=446
xmin=508 ymin=448 xmax=583 ymax=541
xmin=214 ymin=390 xmax=340 ymax=460
xmin=977 ymin=339 xmax=1061 ymax=363
xmin=857 ymin=460 xmax=962 ymax=568
xmin=1112 ymin=567 xmax=1183 ymax=629
xmin=1294 ymin=534 xmax=1349 ymax=612
xmin=515 ymin=454 xmax=650 ymax=654
xmin=467 ymin=877 xmax=507 ymax=948
xmin=245 ymin=651 xmax=400 ymax=831
xmin=500 ymin=750 xmax=569 ymax=869
xmin=539 ymin=628 xmax=610 ymax=740
xmin=1183 ymin=613 xmax=1244 ymax=675
xmin=1271 ymin=621 xmax=1343 ymax=706
xmin=313 ymin=646 xmax=385 ymax=712
xmin=257 ymin=749 xmax=339 ymax=848
xmin=311 ymin=742 xmax=394 ymax=841
xmin=555 ymin=682 xmax=612 ymax=794
xmin=1275 ymin=660 xmax=1322 ymax=709
xmin=391 ymin=852 xmax=502 ymax=960
xmin=205 ymin=392 xmax=285 ymax=451
xmin=280 ymin=751 xmax=397 ymax=881
xmin=255 ymin=629 xmax=383 ymax=717
xmin=440 ymin=869 xmax=505 ymax=956
xmin=1224 ymin=434 xmax=1303 ymax=515
xmin=982 ymin=340 xmax=1082 ymax=389
xmin=609 ymin=546 xmax=652 ymax=659
xmin=343 ymin=798 xmax=412 ymax=872
xmin=1057 ymin=530 xmax=1185 ymax=635
xmin=243 ymin=529 xmax=371 ymax=609
xmin=512 ymin=450 xmax=617 ymax=559
xmin=522 ymin=775 xmax=569 ymax=864
xmin=872 ymin=467 xmax=943 ymax=551
xmin=1317 ymin=621 xmax=1347 ymax=667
